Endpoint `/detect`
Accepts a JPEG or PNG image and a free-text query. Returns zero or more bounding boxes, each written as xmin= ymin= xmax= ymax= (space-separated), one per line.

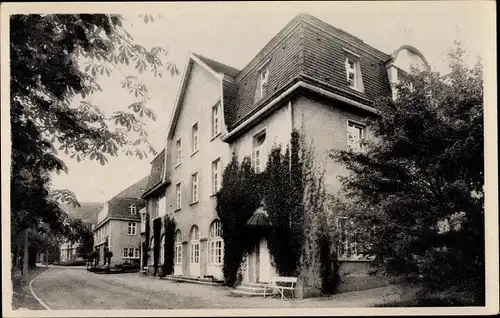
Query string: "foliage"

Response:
xmin=329 ymin=44 xmax=484 ymax=303
xmin=160 ymin=215 xmax=176 ymax=277
xmin=143 ymin=212 xmax=150 ymax=267
xmin=10 ymin=14 xmax=178 ymax=264
xmin=152 ymin=218 xmax=162 ymax=275
xmin=262 ymin=130 xmax=304 ymax=277
xmin=216 ymin=153 xmax=261 ymax=286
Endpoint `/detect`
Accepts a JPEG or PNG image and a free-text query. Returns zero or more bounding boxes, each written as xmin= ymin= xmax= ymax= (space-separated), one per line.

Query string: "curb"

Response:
xmin=28 ymin=269 xmax=52 ymax=310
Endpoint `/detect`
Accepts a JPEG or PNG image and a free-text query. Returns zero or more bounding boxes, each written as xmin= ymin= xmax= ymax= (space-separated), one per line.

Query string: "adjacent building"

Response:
xmin=59 ymin=202 xmax=103 ymax=263
xmin=140 ymin=12 xmax=429 ymax=289
xmin=92 ymin=176 xmax=149 ymax=267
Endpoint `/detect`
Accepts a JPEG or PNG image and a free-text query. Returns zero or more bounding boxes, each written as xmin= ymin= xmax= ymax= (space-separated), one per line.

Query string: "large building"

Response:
xmin=92 ymin=176 xmax=149 ymax=267
xmin=140 ymin=12 xmax=429 ymax=290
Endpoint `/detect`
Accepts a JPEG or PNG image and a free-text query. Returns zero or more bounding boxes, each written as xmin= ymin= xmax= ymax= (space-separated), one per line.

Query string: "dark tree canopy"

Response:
xmin=10 ymin=14 xmax=178 ymax=259
xmin=330 ymin=44 xmax=484 ymax=302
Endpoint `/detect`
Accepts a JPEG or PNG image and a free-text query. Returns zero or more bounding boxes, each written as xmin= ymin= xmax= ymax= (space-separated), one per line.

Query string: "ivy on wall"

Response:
xmin=143 ymin=212 xmax=150 ymax=268
xmin=152 ymin=217 xmax=162 ymax=276
xmin=160 ymin=214 xmax=176 ymax=277
xmin=216 ymin=153 xmax=261 ymax=286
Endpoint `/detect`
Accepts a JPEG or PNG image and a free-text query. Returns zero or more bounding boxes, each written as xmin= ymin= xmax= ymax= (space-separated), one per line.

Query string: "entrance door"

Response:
xmin=258 ymin=239 xmax=272 ymax=283
xmin=189 ymin=226 xmax=200 ymax=277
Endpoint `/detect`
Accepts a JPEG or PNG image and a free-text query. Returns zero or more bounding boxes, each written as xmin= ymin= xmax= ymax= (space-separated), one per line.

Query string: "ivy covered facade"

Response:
xmin=138 ymin=13 xmax=430 ymax=294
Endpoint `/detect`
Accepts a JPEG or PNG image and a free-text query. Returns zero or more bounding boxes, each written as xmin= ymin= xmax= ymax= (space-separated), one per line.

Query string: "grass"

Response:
xmin=375 ymin=288 xmax=480 ymax=307
xmin=11 ymin=266 xmax=49 ymax=310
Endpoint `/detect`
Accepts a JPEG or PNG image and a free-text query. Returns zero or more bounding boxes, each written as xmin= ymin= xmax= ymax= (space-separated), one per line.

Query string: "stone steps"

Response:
xmin=230 ymin=281 xmax=278 ymax=297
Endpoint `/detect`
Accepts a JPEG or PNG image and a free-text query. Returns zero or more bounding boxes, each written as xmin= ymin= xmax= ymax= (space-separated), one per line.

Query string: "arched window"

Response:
xmin=174 ymin=230 xmax=182 ymax=265
xmin=160 ymin=234 xmax=165 ymax=265
xmin=190 ymin=225 xmax=200 ymax=265
xmin=209 ymin=220 xmax=223 ymax=264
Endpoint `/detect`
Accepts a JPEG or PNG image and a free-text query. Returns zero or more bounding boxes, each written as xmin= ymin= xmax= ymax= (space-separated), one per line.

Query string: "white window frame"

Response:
xmin=347 ymin=120 xmax=365 ymax=152
xmin=252 ymin=128 xmax=267 ymax=174
xmin=123 ymin=248 xmax=129 ymax=258
xmin=128 ymin=204 xmax=137 ymax=215
xmin=337 ymin=217 xmax=361 ymax=258
xmin=255 ymin=61 xmax=270 ymax=102
xmin=211 ymin=102 xmax=221 ymax=138
xmin=191 ymin=172 xmax=199 ymax=203
xmin=175 ymin=182 xmax=182 ymax=210
xmin=190 ymin=226 xmax=200 ymax=264
xmin=209 ymin=220 xmax=223 ymax=265
xmin=134 ymin=248 xmax=140 ymax=259
xmin=344 ymin=50 xmax=364 ymax=92
xmin=174 ymin=230 xmax=182 ymax=265
xmin=191 ymin=122 xmax=199 ymax=154
xmin=127 ymin=222 xmax=137 ymax=235
xmin=176 ymin=138 xmax=182 ymax=166
xmin=211 ymin=158 xmax=221 ymax=195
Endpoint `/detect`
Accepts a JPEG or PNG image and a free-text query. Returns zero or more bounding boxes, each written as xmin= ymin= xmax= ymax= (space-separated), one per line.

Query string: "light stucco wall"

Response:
xmin=160 ymin=62 xmax=230 ymax=279
xmin=292 ymin=94 xmax=375 ymax=197
xmin=110 ymin=219 xmax=141 ymax=266
xmin=229 ymin=103 xmax=292 ymax=162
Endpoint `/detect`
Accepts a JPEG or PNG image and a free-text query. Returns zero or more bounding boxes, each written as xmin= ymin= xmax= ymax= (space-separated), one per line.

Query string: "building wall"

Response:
xmin=292 ymin=94 xmax=375 ymax=197
xmin=110 ymin=219 xmax=142 ymax=266
xmin=150 ymin=62 xmax=230 ymax=279
xmin=229 ymin=102 xmax=292 ymax=161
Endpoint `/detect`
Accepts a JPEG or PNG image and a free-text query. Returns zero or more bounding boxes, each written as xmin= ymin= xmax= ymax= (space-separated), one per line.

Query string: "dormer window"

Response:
xmin=344 ymin=50 xmax=364 ymax=92
xmin=128 ymin=204 xmax=137 ymax=215
xmin=255 ymin=62 xmax=270 ymax=102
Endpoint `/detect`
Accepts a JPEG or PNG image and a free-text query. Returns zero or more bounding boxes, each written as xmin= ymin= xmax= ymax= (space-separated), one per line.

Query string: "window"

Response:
xmin=176 ymin=138 xmax=182 ymax=165
xmin=140 ymin=213 xmax=146 ymax=233
xmin=123 ymin=248 xmax=129 ymax=258
xmin=252 ymin=129 xmax=267 ymax=173
xmin=190 ymin=226 xmax=200 ymax=264
xmin=192 ymin=122 xmax=199 ymax=153
xmin=175 ymin=230 xmax=182 ymax=265
xmin=175 ymin=182 xmax=181 ymax=210
xmin=347 ymin=121 xmax=365 ymax=152
xmin=211 ymin=158 xmax=221 ymax=194
xmin=209 ymin=220 xmax=223 ymax=264
xmin=255 ymin=64 xmax=270 ymax=102
xmin=191 ymin=173 xmax=199 ymax=203
xmin=128 ymin=204 xmax=136 ymax=215
xmin=150 ymin=196 xmax=159 ymax=219
xmin=148 ymin=237 xmax=154 ymax=265
xmin=344 ymin=52 xmax=364 ymax=91
xmin=337 ymin=217 xmax=362 ymax=258
xmin=211 ymin=102 xmax=221 ymax=137
xmin=127 ymin=222 xmax=137 ymax=235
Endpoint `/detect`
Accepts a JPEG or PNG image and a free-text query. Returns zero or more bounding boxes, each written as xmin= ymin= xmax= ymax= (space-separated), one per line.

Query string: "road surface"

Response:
xmin=30 ymin=267 xmax=407 ymax=309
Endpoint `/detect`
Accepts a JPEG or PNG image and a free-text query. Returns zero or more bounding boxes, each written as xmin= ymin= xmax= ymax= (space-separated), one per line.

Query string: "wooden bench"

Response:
xmin=263 ymin=276 xmax=298 ymax=300
xmin=140 ymin=266 xmax=148 ymax=276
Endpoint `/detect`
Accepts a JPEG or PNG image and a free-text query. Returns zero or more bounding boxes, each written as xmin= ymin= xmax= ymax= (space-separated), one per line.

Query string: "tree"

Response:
xmin=10 ymin=14 xmax=178 ymax=266
xmin=330 ymin=44 xmax=484 ymax=304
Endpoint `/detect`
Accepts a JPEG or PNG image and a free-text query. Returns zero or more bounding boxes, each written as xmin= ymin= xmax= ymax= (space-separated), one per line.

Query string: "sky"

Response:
xmin=49 ymin=1 xmax=495 ymax=203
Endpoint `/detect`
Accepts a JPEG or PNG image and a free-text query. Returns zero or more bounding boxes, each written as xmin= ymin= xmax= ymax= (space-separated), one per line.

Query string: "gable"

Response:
xmin=167 ymin=57 xmax=223 ymax=140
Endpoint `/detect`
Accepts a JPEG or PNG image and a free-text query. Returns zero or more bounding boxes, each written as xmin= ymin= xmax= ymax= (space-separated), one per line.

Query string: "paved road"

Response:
xmin=31 ymin=267 xmax=410 ymax=310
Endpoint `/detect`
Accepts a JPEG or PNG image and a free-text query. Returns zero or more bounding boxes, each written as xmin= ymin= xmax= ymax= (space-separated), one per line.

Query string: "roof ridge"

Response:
xmin=192 ymin=53 xmax=241 ymax=77
xmin=112 ymin=175 xmax=149 ymax=200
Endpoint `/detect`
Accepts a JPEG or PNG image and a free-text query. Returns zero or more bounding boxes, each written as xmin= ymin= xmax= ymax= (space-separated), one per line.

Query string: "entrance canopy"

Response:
xmin=245 ymin=207 xmax=271 ymax=227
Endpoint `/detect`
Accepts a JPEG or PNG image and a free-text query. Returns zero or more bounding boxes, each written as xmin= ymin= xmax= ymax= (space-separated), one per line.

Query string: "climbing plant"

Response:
xmin=216 ymin=153 xmax=261 ymax=286
xmin=160 ymin=214 xmax=176 ymax=277
xmin=143 ymin=212 xmax=150 ymax=268
xmin=152 ymin=218 xmax=162 ymax=276
xmin=263 ymin=130 xmax=305 ymax=277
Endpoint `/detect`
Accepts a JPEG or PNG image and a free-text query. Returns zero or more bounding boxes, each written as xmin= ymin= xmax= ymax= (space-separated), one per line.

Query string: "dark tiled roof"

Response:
xmin=192 ymin=53 xmax=241 ymax=78
xmin=60 ymin=202 xmax=103 ymax=225
xmin=114 ymin=175 xmax=150 ymax=200
xmin=197 ymin=13 xmax=393 ymax=131
xmin=142 ymin=149 xmax=167 ymax=198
